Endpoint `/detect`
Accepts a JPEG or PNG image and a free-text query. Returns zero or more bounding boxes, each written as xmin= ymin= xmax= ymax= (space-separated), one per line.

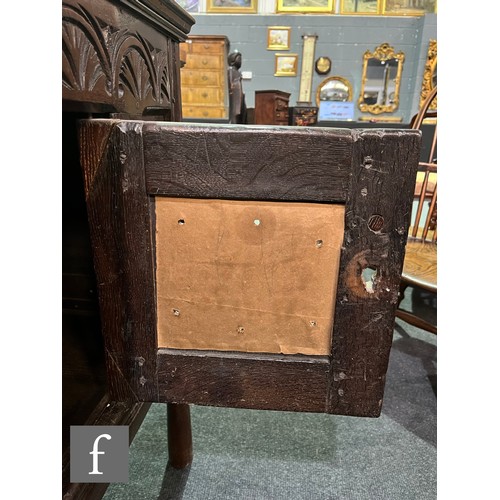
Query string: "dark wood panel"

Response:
xmin=142 ymin=122 xmax=352 ymax=202
xmin=79 ymin=120 xmax=158 ymax=402
xmin=62 ymin=0 xmax=194 ymax=118
xmin=327 ymin=129 xmax=421 ymax=417
xmin=63 ymin=0 xmax=194 ymax=495
xmin=157 ymin=349 xmax=330 ymax=413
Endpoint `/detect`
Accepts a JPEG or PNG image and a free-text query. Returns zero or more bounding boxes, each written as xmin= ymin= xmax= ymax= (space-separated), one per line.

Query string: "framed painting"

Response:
xmin=174 ymin=0 xmax=200 ymax=13
xmin=276 ymin=0 xmax=334 ymax=13
xmin=267 ymin=26 xmax=291 ymax=50
xmin=340 ymin=0 xmax=380 ymax=14
xmin=382 ymin=0 xmax=436 ymax=15
xmin=207 ymin=0 xmax=258 ymax=13
xmin=274 ymin=53 xmax=298 ymax=76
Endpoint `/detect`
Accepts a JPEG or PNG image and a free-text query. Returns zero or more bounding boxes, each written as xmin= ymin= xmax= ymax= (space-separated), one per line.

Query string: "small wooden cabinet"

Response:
xmin=180 ymin=35 xmax=230 ymax=121
xmin=254 ymin=90 xmax=290 ymax=125
xmin=62 ymin=0 xmax=194 ymax=497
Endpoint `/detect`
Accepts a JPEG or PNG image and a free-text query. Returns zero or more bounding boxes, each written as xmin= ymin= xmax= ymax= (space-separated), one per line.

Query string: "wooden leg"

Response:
xmin=167 ymin=403 xmax=193 ymax=469
xmin=397 ymin=282 xmax=409 ymax=307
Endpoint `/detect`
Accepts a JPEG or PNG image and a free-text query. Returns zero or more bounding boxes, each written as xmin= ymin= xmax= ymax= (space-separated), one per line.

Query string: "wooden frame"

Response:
xmin=79 ymin=119 xmax=420 ymax=418
xmin=277 ymin=0 xmax=335 ymax=13
xmin=206 ymin=0 xmax=257 ymax=13
xmin=382 ymin=0 xmax=435 ymax=15
xmin=315 ymin=57 xmax=332 ymax=75
xmin=274 ymin=53 xmax=298 ymax=76
xmin=267 ymin=26 xmax=291 ymax=50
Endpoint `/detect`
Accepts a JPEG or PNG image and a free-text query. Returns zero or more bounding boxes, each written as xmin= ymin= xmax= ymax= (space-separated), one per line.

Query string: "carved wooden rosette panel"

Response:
xmin=62 ymin=2 xmax=174 ymax=115
xmin=419 ymin=39 xmax=437 ymax=112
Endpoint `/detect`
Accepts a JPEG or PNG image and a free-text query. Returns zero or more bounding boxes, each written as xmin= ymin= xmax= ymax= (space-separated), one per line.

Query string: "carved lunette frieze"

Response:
xmin=62 ymin=2 xmax=172 ymax=111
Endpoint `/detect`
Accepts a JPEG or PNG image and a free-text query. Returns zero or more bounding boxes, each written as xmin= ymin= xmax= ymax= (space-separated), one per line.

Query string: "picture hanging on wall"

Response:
xmin=276 ymin=0 xmax=335 ymax=13
xmin=339 ymin=0 xmax=380 ymax=14
xmin=173 ymin=0 xmax=200 ymax=13
xmin=274 ymin=53 xmax=298 ymax=76
xmin=207 ymin=0 xmax=258 ymax=13
xmin=267 ymin=27 xmax=291 ymax=50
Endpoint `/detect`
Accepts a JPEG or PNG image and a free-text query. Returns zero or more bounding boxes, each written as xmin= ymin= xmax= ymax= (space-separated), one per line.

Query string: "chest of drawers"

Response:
xmin=180 ymin=35 xmax=230 ymax=121
xmin=62 ymin=0 xmax=194 ymax=496
xmin=254 ymin=90 xmax=291 ymax=125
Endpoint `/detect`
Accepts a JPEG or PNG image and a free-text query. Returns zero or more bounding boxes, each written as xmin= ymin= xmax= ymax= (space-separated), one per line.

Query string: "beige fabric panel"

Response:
xmin=155 ymin=198 xmax=344 ymax=355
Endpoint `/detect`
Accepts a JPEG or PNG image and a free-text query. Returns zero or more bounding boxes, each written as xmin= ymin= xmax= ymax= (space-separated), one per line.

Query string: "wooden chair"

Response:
xmin=78 ymin=119 xmax=420 ymax=469
xmin=396 ymin=86 xmax=437 ymax=334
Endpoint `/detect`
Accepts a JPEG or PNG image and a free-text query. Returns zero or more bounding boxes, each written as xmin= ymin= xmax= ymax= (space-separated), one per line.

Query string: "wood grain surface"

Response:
xmin=80 ymin=119 xmax=421 ymax=418
xmin=142 ymin=122 xmax=352 ymax=202
xmin=402 ymin=241 xmax=437 ymax=291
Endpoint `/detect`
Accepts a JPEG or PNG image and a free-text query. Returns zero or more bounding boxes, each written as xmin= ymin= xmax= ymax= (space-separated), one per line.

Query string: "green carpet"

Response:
xmin=103 ymin=287 xmax=437 ymax=500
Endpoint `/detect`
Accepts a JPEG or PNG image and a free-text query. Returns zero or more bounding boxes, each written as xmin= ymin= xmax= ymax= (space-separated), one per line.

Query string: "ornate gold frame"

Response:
xmin=340 ymin=0 xmax=382 ymax=15
xmin=315 ymin=76 xmax=353 ymax=106
xmin=358 ymin=42 xmax=405 ymax=115
xmin=274 ymin=53 xmax=298 ymax=76
xmin=419 ymin=39 xmax=437 ymax=111
xmin=277 ymin=0 xmax=335 ymax=14
xmin=206 ymin=0 xmax=257 ymax=13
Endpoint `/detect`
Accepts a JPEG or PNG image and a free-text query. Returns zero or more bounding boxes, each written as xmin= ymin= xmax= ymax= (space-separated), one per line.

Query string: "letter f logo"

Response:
xmin=89 ymin=433 xmax=111 ymax=475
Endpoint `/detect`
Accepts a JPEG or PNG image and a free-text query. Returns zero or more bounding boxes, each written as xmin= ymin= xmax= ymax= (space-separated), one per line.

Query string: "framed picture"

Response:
xmin=382 ymin=0 xmax=436 ymax=15
xmin=277 ymin=0 xmax=334 ymax=13
xmin=267 ymin=26 xmax=291 ymax=51
xmin=275 ymin=53 xmax=298 ymax=77
xmin=207 ymin=0 xmax=258 ymax=13
xmin=315 ymin=56 xmax=331 ymax=75
xmin=340 ymin=0 xmax=380 ymax=14
xmin=174 ymin=0 xmax=200 ymax=13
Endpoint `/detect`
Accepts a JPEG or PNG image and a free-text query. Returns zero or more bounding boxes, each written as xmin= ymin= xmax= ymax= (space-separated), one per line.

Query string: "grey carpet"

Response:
xmin=104 ymin=287 xmax=436 ymax=500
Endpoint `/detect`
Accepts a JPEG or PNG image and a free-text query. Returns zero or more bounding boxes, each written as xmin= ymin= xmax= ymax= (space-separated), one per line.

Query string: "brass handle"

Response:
xmin=202 ymin=92 xmax=208 ymax=98
xmin=202 ymin=75 xmax=208 ymax=81
xmin=202 ymin=59 xmax=208 ymax=65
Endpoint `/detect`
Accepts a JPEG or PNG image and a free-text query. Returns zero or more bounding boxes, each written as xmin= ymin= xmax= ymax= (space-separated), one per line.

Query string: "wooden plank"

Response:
xmin=157 ymin=349 xmax=329 ymax=413
xmin=328 ymin=129 xmax=421 ymax=417
xmin=79 ymin=120 xmax=158 ymax=401
xmin=155 ymin=198 xmax=344 ymax=355
xmin=142 ymin=122 xmax=352 ymax=202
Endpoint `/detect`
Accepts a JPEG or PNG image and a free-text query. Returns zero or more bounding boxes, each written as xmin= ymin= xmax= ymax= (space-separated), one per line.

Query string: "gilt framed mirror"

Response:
xmin=316 ymin=76 xmax=352 ymax=106
xmin=419 ymin=39 xmax=437 ymax=111
xmin=358 ymin=43 xmax=405 ymax=115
